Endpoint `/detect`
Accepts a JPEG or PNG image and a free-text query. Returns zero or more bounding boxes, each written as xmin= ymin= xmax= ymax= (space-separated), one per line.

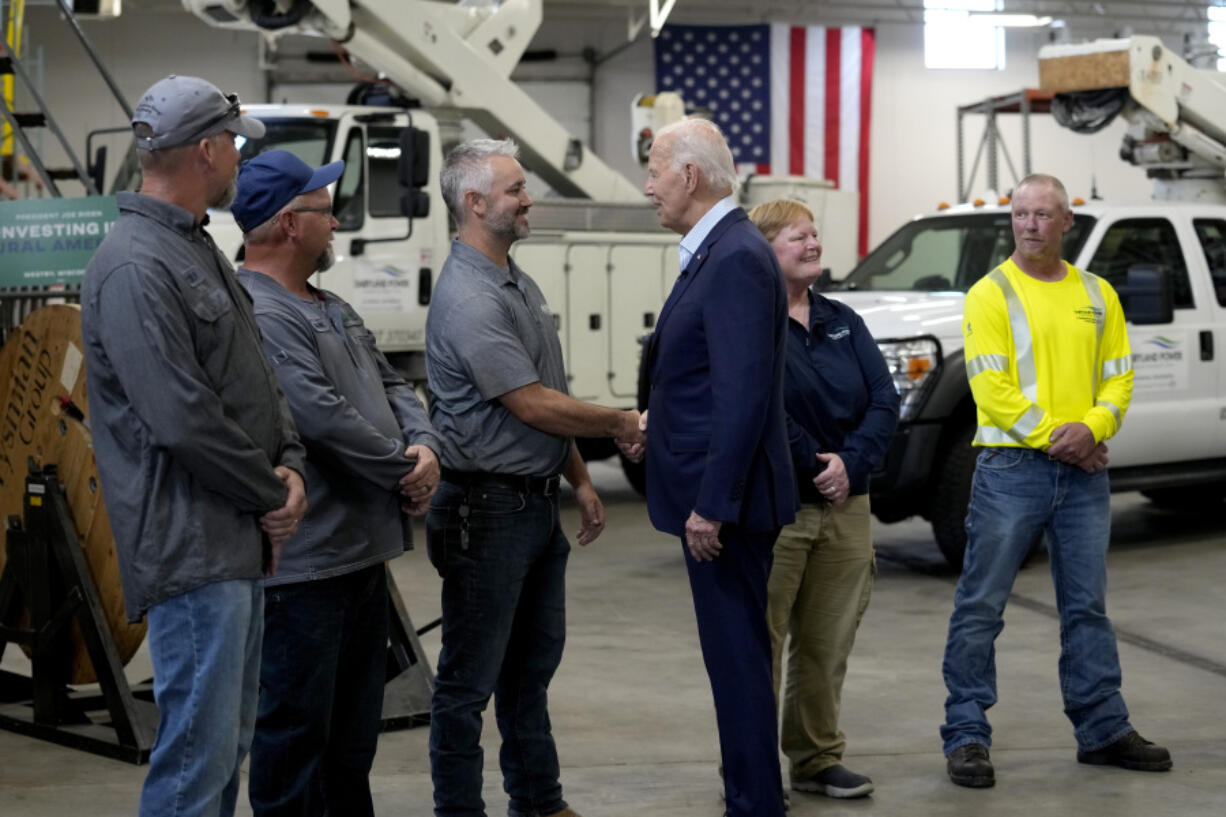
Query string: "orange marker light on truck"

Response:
xmin=908 ymin=357 xmax=933 ymax=379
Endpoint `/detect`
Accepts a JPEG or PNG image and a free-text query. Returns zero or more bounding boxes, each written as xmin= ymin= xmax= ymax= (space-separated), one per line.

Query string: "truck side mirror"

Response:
xmin=398 ymin=127 xmax=431 ymax=219
xmin=1117 ymin=264 xmax=1173 ymax=325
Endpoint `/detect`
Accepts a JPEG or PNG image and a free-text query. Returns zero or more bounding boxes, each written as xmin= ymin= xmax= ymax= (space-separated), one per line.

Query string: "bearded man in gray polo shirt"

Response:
xmin=425 ymin=139 xmax=645 ymax=817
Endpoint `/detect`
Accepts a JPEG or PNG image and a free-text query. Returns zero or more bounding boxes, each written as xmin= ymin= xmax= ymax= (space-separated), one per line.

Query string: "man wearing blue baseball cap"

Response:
xmin=232 ymin=150 xmax=442 ymax=817
xmin=82 ymin=76 xmax=307 ymax=817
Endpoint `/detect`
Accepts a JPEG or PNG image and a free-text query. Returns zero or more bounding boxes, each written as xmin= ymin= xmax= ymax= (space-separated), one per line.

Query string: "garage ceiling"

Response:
xmin=65 ymin=1 xmax=1221 ymax=44
xmin=105 ymin=1 xmax=1219 ymax=32
xmin=545 ymin=1 xmax=1217 ymax=36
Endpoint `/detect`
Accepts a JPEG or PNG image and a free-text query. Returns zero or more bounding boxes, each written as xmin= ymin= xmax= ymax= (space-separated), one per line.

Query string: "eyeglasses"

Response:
xmin=290 ymin=205 xmax=334 ymax=217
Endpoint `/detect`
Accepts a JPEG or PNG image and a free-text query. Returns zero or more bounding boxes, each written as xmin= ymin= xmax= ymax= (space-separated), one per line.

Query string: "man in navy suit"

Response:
xmin=643 ymin=118 xmax=798 ymax=817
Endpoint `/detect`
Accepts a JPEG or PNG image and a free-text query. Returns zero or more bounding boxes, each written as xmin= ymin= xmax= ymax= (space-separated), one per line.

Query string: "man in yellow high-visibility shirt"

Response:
xmin=941 ymin=173 xmax=1171 ymax=788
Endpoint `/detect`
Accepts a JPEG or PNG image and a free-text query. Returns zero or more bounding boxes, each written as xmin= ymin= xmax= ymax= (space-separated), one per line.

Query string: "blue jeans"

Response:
xmin=941 ymin=448 xmax=1132 ymax=756
xmin=426 ymin=478 xmax=570 ymax=817
xmin=248 ymin=563 xmax=390 ymax=817
xmin=141 ymin=579 xmax=264 ymax=817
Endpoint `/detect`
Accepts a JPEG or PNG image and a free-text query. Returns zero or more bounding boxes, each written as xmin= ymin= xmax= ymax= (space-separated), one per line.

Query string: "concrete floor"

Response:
xmin=2 ymin=461 xmax=1225 ymax=816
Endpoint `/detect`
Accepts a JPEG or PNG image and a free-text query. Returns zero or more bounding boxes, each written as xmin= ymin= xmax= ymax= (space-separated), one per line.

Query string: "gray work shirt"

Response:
xmin=425 ymin=239 xmax=570 ymax=476
xmin=81 ymin=192 xmax=306 ymax=621
xmin=239 ymin=269 xmax=442 ymax=586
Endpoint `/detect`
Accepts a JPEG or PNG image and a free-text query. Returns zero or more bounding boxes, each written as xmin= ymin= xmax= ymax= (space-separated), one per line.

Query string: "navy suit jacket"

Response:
xmin=645 ymin=208 xmax=798 ymax=537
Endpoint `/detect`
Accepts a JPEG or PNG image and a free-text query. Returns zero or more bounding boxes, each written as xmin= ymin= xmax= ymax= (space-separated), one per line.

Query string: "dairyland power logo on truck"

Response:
xmin=1132 ymin=334 xmax=1187 ymax=392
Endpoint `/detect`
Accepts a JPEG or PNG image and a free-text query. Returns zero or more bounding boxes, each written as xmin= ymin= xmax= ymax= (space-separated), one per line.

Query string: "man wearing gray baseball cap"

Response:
xmin=81 ymin=75 xmax=306 ymax=817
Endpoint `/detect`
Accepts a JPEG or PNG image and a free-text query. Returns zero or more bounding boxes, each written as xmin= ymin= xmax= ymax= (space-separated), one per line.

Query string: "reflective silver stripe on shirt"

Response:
xmin=1012 ymin=404 xmax=1045 ymax=440
xmin=965 ymin=353 xmax=1010 ymax=379
xmin=1097 ymin=399 xmax=1123 ymax=426
xmin=974 ymin=404 xmax=1046 ymax=445
xmin=1079 ymin=269 xmax=1107 ymax=398
xmin=974 ymin=425 xmax=1015 ymax=445
xmin=1101 ymin=354 xmax=1132 ymax=380
xmin=987 ymin=267 xmax=1037 ymax=401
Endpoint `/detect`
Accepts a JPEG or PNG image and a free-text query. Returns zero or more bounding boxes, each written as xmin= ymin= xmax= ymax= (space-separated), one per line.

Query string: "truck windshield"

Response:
xmin=841 ymin=212 xmax=1096 ymax=292
xmin=110 ymin=118 xmax=338 ymax=193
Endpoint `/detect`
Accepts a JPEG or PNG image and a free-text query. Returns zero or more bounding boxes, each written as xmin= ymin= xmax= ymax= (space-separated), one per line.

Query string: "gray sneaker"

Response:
xmin=791 ymin=764 xmax=875 ymax=798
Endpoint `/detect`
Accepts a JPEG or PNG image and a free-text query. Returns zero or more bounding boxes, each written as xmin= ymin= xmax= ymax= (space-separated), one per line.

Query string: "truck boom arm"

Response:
xmin=1039 ymin=36 xmax=1226 ymax=185
xmin=184 ymin=0 xmax=644 ymax=201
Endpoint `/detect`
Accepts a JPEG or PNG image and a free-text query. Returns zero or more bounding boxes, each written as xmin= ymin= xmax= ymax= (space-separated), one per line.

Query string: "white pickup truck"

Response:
xmin=830 ymin=199 xmax=1225 ymax=567
xmin=825 ymin=34 xmax=1226 ymax=567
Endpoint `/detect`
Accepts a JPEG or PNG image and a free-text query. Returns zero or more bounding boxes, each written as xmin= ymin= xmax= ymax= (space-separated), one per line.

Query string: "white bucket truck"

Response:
xmin=177 ymin=0 xmax=856 ymax=484
xmin=826 ymin=36 xmax=1226 ymax=567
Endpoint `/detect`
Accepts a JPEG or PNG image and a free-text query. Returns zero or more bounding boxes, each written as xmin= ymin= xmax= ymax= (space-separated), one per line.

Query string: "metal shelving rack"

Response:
xmin=956 ymin=88 xmax=1053 ymax=202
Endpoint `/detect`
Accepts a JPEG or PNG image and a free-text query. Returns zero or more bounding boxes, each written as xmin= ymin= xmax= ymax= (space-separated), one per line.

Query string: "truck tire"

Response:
xmin=620 ymin=452 xmax=648 ymax=496
xmin=930 ymin=425 xmax=977 ymax=570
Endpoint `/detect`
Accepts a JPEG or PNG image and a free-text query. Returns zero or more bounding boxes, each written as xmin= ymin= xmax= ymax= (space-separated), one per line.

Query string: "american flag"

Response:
xmin=654 ymin=24 xmax=876 ymax=256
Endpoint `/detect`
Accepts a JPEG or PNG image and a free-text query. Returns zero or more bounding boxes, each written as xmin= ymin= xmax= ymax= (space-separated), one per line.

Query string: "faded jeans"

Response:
xmin=140 ymin=579 xmax=263 ymax=817
xmin=941 ymin=447 xmax=1132 ymax=756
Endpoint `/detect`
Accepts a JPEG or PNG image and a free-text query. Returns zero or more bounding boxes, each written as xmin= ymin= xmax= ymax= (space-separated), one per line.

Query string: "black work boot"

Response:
xmin=1077 ymin=730 xmax=1173 ymax=771
xmin=947 ymin=743 xmax=995 ymax=788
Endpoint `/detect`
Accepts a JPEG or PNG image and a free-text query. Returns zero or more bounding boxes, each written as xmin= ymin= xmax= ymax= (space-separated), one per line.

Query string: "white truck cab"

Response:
xmin=833 ymin=200 xmax=1226 ymax=566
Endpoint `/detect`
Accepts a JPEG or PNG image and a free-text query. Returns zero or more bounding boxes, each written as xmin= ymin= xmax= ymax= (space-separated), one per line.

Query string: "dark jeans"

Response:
xmin=686 ymin=524 xmax=786 ymax=817
xmin=248 ymin=563 xmax=390 ymax=817
xmin=426 ymin=478 xmax=570 ymax=817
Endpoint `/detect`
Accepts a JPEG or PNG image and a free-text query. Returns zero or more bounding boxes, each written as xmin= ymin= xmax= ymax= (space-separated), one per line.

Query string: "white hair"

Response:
xmin=655 ymin=118 xmax=739 ymax=195
xmin=441 ymin=138 xmax=521 ymax=224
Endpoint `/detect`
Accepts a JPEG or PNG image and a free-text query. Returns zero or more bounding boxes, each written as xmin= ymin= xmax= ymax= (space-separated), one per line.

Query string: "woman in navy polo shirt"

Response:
xmin=748 ymin=200 xmax=900 ymax=801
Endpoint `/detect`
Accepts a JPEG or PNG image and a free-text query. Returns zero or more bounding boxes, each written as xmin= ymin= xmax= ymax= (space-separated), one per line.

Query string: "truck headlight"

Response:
xmin=877 ymin=336 xmax=942 ymax=422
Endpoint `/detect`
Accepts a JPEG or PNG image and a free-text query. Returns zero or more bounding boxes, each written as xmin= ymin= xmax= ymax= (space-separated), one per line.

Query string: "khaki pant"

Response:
xmin=767 ymin=495 xmax=875 ymax=778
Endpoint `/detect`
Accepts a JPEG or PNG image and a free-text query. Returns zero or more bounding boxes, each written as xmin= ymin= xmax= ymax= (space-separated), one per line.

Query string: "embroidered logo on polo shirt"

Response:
xmin=827 ymin=325 xmax=850 ymax=340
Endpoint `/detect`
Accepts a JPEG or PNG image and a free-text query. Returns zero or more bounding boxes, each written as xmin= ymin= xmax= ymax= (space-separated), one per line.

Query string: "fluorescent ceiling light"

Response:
xmin=970 ymin=13 xmax=1054 ymax=27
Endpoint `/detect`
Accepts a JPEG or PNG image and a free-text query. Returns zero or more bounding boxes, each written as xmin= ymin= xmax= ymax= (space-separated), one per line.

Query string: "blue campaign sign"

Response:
xmin=0 ymin=196 xmax=118 ymax=289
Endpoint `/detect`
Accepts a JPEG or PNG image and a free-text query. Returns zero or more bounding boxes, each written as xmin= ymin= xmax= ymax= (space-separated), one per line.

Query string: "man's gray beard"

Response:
xmin=315 ymin=244 xmax=335 ymax=273
xmin=487 ymin=208 xmax=530 ymax=242
xmin=212 ymin=176 xmax=238 ymax=210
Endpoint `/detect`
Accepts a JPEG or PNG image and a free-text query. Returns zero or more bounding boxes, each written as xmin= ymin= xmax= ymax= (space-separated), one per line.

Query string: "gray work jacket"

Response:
xmin=81 ymin=192 xmax=306 ymax=621
xmin=239 ymin=269 xmax=442 ymax=585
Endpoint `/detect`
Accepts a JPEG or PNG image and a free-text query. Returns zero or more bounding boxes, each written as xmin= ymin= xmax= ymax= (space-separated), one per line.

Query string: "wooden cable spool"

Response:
xmin=0 ymin=304 xmax=146 ymax=684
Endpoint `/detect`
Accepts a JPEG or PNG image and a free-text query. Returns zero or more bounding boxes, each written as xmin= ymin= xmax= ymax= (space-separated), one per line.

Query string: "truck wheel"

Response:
xmin=620 ymin=452 xmax=647 ymax=496
xmin=930 ymin=425 xmax=977 ymax=570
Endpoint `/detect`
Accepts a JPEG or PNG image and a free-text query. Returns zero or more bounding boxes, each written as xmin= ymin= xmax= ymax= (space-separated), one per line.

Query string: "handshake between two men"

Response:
xmin=616 ymin=409 xmax=649 ymax=464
